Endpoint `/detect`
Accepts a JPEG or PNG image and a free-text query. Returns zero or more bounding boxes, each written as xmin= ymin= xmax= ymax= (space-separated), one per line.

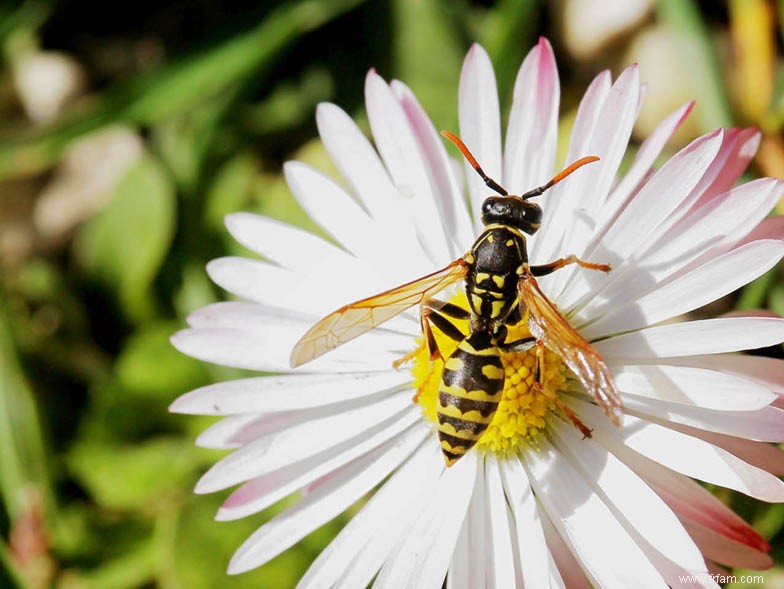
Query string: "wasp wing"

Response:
xmin=518 ymin=274 xmax=623 ymax=425
xmin=290 ymin=259 xmax=469 ymax=367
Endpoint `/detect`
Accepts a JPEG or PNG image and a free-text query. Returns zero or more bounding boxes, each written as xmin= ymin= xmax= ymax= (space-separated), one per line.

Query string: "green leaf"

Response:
xmin=61 ymin=538 xmax=156 ymax=589
xmin=152 ymin=89 xmax=242 ymax=194
xmin=115 ymin=321 xmax=209 ymax=398
xmin=204 ymin=153 xmax=259 ymax=232
xmin=0 ymin=0 xmax=368 ymax=180
xmin=737 ymin=267 xmax=777 ymax=310
xmin=67 ymin=437 xmax=198 ymax=511
xmin=480 ymin=0 xmax=539 ymax=112
xmin=658 ymin=0 xmax=733 ymax=131
xmin=241 ymin=67 xmax=334 ymax=135
xmin=392 ymin=0 xmax=463 ymax=131
xmin=173 ymin=262 xmax=218 ymax=320
xmin=0 ymin=296 xmax=52 ymax=520
xmin=169 ymin=492 xmax=346 ymax=588
xmin=74 ymin=155 xmax=176 ymax=322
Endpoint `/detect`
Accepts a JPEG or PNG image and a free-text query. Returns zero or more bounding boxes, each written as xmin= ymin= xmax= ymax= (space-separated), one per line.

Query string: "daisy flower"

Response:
xmin=171 ymin=38 xmax=784 ymax=587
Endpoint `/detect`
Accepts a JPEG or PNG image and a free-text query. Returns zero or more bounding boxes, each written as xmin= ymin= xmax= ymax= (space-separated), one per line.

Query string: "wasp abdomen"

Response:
xmin=437 ymin=338 xmax=504 ymax=466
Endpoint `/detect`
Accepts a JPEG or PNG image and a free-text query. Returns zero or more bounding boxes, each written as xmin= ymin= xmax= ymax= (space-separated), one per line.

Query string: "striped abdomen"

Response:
xmin=437 ymin=335 xmax=504 ymax=466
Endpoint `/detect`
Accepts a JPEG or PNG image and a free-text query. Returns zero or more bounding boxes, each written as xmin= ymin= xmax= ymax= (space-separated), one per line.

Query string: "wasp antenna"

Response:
xmin=441 ymin=130 xmax=508 ymax=196
xmin=520 ymin=155 xmax=600 ymax=200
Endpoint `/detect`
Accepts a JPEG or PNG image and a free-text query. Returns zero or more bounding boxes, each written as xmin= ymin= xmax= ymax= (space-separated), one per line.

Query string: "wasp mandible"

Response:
xmin=291 ymin=131 xmax=623 ymax=466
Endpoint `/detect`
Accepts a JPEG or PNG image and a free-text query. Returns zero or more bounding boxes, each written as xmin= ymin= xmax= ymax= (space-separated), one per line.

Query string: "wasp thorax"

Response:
xmin=480 ymin=196 xmax=542 ymax=234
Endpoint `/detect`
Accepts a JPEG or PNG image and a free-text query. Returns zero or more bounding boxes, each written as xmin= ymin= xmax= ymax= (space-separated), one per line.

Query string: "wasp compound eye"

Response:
xmin=481 ymin=197 xmax=511 ymax=225
xmin=521 ymin=203 xmax=543 ymax=233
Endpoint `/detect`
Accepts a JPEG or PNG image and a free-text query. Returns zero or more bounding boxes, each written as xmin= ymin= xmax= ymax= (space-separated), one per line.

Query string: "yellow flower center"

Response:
xmin=410 ymin=292 xmax=568 ymax=455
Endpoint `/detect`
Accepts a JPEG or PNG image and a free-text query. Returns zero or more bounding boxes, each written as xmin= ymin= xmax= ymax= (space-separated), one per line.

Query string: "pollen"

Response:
xmin=409 ymin=293 xmax=567 ymax=456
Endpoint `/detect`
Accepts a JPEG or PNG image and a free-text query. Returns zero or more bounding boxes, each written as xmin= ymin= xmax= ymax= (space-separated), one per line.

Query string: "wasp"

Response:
xmin=290 ymin=131 xmax=623 ymax=466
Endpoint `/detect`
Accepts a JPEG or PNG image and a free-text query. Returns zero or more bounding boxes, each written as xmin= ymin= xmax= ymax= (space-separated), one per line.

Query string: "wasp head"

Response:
xmin=481 ymin=196 xmax=542 ymax=234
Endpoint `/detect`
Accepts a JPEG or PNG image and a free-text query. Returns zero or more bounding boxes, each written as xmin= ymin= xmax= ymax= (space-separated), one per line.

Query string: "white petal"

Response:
xmin=315 ymin=103 xmax=414 ymax=234
xmin=621 ymin=396 xmax=784 ymax=442
xmin=224 ymin=212 xmax=351 ymax=273
xmin=175 ymin=302 xmax=413 ymax=373
xmin=504 ymin=38 xmax=559 ymax=193
xmin=499 ymin=457 xmax=565 ymax=589
xmin=298 ymin=443 xmax=441 ymax=589
xmin=693 ymin=127 xmax=761 ymax=206
xmin=365 ymin=71 xmax=450 ymax=264
xmin=375 ymin=452 xmax=477 ymax=589
xmin=227 ymin=425 xmax=426 ymax=574
xmin=597 ymin=317 xmax=784 ymax=361
xmin=550 ymin=421 xmax=707 ymax=574
xmin=467 ymin=459 xmax=488 ymax=588
xmin=485 ymin=458 xmax=517 ymax=589
xmin=521 ymin=440 xmax=666 ymax=589
xmin=566 ymin=70 xmax=613 ymax=162
xmin=458 ymin=44 xmax=502 ymax=224
xmin=681 ymin=352 xmax=784 ymax=397
xmin=542 ymin=66 xmax=642 ymax=298
xmin=585 ymin=240 xmax=784 ymax=338
xmin=170 ymin=371 xmax=409 ymax=415
xmin=447 ymin=516 xmax=470 ymax=589
xmin=642 ymin=178 xmax=783 ymax=271
xmin=446 ymin=457 xmax=485 ymax=589
xmin=206 ymin=256 xmax=422 ymax=328
xmin=610 ymin=364 xmax=776 ymax=411
xmin=532 ymin=70 xmax=611 ymax=265
xmin=195 ymin=413 xmax=267 ymax=449
xmin=576 ymin=399 xmax=784 ymax=501
xmin=576 ymin=65 xmax=641 ymax=221
xmin=689 ymin=430 xmax=784 ymax=475
xmin=172 ymin=326 xmax=401 ymax=373
xmin=740 ymin=215 xmax=784 ymax=244
xmin=540 ymin=510 xmax=591 ymax=589
xmin=391 ymin=80 xmax=474 ymax=254
xmin=283 ymin=161 xmax=385 ymax=259
xmin=217 ymin=410 xmax=424 ymax=522
xmin=606 ymin=102 xmax=694 ymax=213
xmin=196 ymin=393 xmax=412 ymax=493
xmin=559 ymin=129 xmax=724 ymax=308
xmin=626 ymin=451 xmax=770 ymax=555
xmin=573 ymin=178 xmax=784 ymax=319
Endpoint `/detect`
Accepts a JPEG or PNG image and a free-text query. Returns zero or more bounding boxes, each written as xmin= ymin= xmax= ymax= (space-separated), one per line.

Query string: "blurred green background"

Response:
xmin=0 ymin=0 xmax=783 ymax=587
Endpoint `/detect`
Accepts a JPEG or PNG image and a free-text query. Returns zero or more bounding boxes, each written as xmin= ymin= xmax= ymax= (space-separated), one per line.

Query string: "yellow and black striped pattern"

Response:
xmin=465 ymin=225 xmax=526 ymax=321
xmin=437 ymin=332 xmax=505 ymax=465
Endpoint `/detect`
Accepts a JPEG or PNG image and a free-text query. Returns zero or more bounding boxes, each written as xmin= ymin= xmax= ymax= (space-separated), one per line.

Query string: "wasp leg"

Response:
xmin=422 ymin=302 xmax=466 ymax=361
xmin=426 ymin=299 xmax=471 ymax=320
xmin=400 ymin=301 xmax=467 ymax=403
xmin=530 ymin=254 xmax=611 ymax=277
xmin=532 ymin=339 xmax=545 ymax=391
xmin=554 ymin=397 xmax=593 ymax=439
xmin=499 ymin=335 xmax=536 ymax=353
xmin=393 ymin=300 xmax=465 ymax=367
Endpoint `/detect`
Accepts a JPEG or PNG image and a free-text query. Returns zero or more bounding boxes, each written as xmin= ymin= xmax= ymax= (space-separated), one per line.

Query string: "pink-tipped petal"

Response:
xmin=585 ymin=239 xmax=784 ymax=338
xmin=391 ymin=80 xmax=474 ymax=253
xmin=532 ymin=69 xmax=612 ymax=266
xmin=682 ymin=519 xmax=773 ymax=570
xmin=365 ymin=70 xmax=450 ymax=264
xmin=504 ymin=37 xmax=560 ymax=193
xmin=458 ymin=44 xmax=502 ymax=224
xmin=523 ymin=438 xmax=666 ymax=588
